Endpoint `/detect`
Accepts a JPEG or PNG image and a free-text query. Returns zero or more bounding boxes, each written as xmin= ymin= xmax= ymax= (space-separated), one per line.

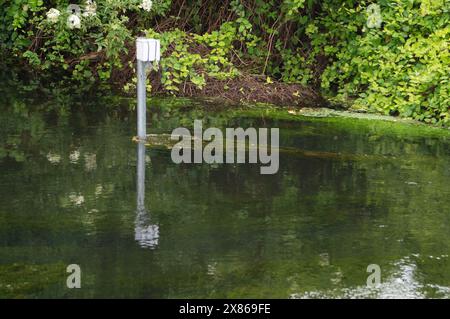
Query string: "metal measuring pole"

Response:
xmin=136 ymin=38 xmax=161 ymax=140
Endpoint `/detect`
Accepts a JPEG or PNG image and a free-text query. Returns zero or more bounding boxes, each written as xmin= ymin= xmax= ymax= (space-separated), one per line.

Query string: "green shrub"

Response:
xmin=316 ymin=1 xmax=450 ymax=124
xmin=1 ymin=0 xmax=449 ymax=124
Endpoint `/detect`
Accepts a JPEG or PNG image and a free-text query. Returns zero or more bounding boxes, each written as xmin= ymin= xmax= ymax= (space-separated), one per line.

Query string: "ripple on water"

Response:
xmin=291 ymin=256 xmax=450 ymax=299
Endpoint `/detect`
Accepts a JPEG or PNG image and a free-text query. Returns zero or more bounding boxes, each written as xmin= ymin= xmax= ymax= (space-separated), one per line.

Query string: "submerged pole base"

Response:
xmin=132 ymin=136 xmax=147 ymax=143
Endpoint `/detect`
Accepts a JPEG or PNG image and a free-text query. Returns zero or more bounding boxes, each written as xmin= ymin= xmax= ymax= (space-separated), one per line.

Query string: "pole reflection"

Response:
xmin=135 ymin=142 xmax=159 ymax=249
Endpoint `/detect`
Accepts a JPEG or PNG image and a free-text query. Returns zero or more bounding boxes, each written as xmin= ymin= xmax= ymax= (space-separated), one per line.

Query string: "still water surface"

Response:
xmin=0 ymin=94 xmax=449 ymax=298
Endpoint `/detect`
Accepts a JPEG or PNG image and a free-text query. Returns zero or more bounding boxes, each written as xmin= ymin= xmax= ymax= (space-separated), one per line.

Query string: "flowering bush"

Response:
xmin=1 ymin=0 xmax=171 ymax=89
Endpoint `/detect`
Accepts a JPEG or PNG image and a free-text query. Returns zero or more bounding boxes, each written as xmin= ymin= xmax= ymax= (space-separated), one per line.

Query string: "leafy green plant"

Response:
xmin=1 ymin=0 xmax=449 ymax=124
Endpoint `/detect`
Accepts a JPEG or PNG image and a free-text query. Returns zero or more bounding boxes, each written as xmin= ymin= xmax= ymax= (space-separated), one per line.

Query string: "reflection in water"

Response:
xmin=84 ymin=153 xmax=97 ymax=171
xmin=135 ymin=142 xmax=159 ymax=249
xmin=293 ymin=256 xmax=450 ymax=299
xmin=2 ymin=93 xmax=450 ymax=298
xmin=376 ymin=258 xmax=425 ymax=299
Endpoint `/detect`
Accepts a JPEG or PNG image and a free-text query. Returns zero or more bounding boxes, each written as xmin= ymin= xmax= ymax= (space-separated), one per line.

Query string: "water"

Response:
xmin=1 ymin=92 xmax=450 ymax=298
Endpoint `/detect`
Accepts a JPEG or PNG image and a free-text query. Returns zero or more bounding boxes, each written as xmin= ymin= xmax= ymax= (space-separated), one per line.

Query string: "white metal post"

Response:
xmin=136 ymin=38 xmax=161 ymax=141
xmin=137 ymin=59 xmax=148 ymax=140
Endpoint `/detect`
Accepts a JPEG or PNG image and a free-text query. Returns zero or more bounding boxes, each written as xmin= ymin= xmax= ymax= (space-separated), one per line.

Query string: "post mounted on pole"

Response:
xmin=136 ymin=38 xmax=160 ymax=141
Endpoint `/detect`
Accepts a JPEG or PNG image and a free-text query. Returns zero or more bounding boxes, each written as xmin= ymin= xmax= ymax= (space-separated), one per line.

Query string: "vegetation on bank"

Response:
xmin=0 ymin=0 xmax=449 ymax=124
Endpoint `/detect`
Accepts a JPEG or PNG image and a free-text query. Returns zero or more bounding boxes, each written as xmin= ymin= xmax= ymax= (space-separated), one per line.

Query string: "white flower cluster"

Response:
xmin=140 ymin=0 xmax=153 ymax=12
xmin=83 ymin=0 xmax=97 ymax=17
xmin=67 ymin=14 xmax=81 ymax=29
xmin=366 ymin=4 xmax=383 ymax=29
xmin=45 ymin=1 xmax=97 ymax=29
xmin=46 ymin=8 xmax=60 ymax=23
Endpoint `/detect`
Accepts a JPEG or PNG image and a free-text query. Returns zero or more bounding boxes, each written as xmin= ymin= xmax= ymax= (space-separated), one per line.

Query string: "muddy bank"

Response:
xmin=147 ymin=73 xmax=327 ymax=108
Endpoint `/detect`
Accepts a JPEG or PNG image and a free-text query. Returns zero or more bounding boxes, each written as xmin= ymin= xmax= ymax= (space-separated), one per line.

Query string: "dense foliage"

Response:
xmin=0 ymin=0 xmax=449 ymax=124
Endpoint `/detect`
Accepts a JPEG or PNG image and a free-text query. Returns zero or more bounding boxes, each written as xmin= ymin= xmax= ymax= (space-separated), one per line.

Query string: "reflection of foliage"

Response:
xmin=1 ymin=92 xmax=450 ymax=297
xmin=0 ymin=262 xmax=65 ymax=298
